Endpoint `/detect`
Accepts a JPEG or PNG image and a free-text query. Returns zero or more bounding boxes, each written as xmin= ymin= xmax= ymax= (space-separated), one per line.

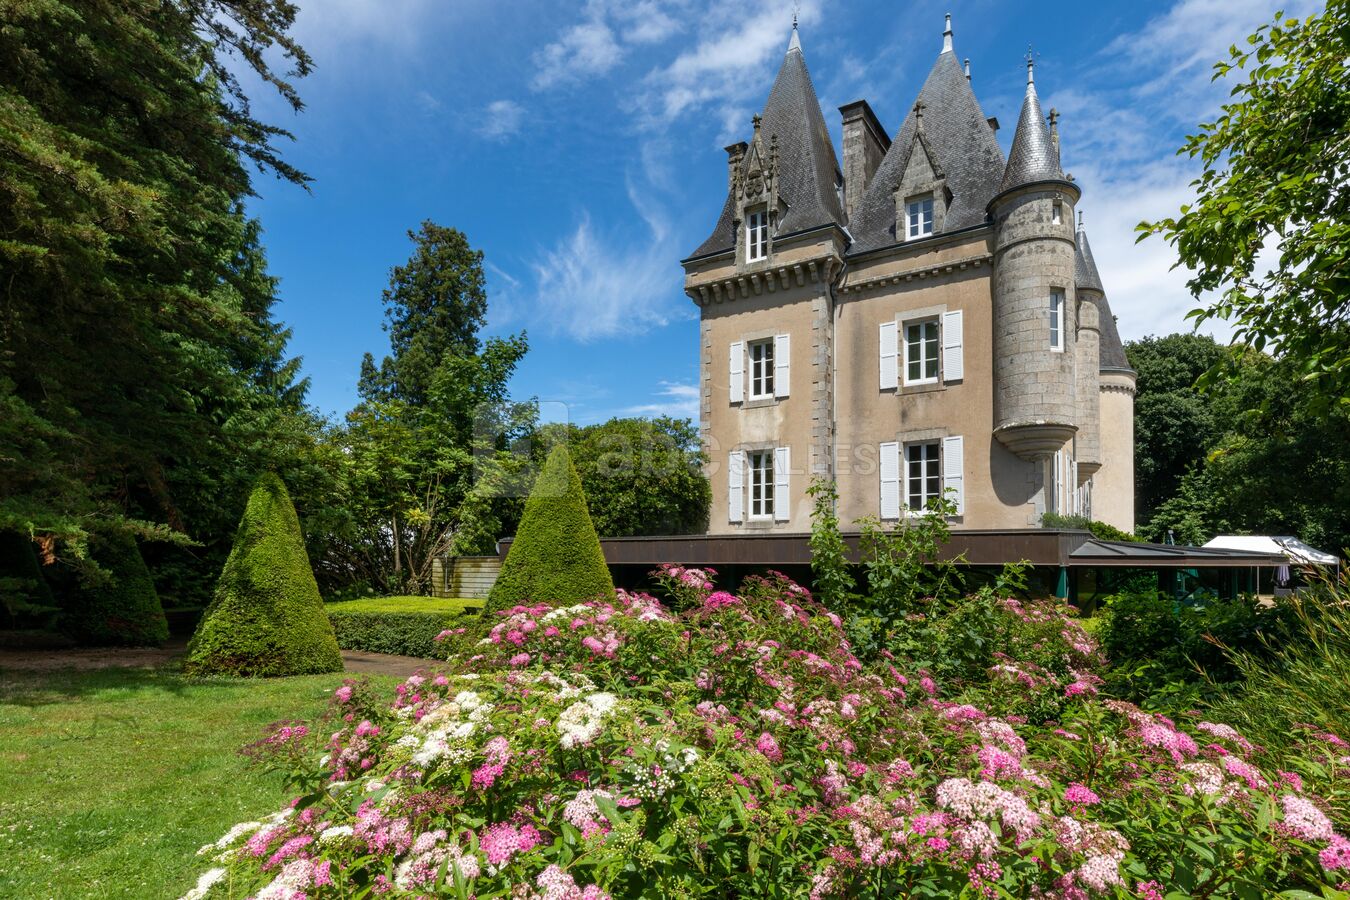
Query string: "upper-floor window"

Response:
xmin=904 ymin=320 xmax=939 ymax=385
xmin=748 ymin=338 xmax=775 ymax=399
xmin=906 ymin=195 xmax=934 ymax=239
xmin=1050 ymin=290 xmax=1065 ymax=352
xmin=748 ymin=449 xmax=775 ymax=518
xmin=1052 ymin=200 xmax=1063 ymax=225
xmin=746 ymin=209 xmax=769 ymax=261
xmin=905 ymin=441 xmax=941 ymax=511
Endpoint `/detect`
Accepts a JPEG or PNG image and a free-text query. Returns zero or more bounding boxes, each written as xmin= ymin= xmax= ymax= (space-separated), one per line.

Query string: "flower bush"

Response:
xmin=188 ymin=570 xmax=1350 ymax=898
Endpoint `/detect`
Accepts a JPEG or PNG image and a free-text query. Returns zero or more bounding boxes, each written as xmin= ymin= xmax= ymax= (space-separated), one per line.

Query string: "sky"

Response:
xmin=243 ymin=0 xmax=1311 ymax=425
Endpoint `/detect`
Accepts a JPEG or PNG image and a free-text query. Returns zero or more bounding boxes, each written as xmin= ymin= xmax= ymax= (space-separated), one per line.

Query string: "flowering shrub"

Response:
xmin=188 ymin=570 xmax=1350 ymax=898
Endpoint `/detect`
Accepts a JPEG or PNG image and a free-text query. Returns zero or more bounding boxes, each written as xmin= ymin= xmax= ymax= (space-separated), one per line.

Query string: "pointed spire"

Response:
xmin=1075 ymin=226 xmax=1104 ymax=294
xmin=999 ymin=51 xmax=1064 ymax=194
xmin=787 ymin=13 xmax=801 ymax=52
xmin=942 ymin=13 xmax=953 ymax=53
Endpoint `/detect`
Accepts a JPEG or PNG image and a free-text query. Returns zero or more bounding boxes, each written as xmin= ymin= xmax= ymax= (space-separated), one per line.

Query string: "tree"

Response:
xmin=486 ymin=445 xmax=614 ymax=613
xmin=1140 ymin=4 xmax=1350 ymax=410
xmin=185 ymin=472 xmax=342 ymax=677
xmin=1126 ymin=334 xmax=1231 ymax=522
xmin=0 ymin=2 xmax=315 ymax=579
xmin=326 ymin=225 xmax=530 ymax=595
xmin=552 ymin=417 xmax=710 ymax=537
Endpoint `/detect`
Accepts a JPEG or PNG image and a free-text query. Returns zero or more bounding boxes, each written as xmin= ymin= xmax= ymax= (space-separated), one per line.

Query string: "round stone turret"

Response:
xmin=1073 ymin=225 xmax=1104 ymax=478
xmin=989 ymin=59 xmax=1080 ymax=461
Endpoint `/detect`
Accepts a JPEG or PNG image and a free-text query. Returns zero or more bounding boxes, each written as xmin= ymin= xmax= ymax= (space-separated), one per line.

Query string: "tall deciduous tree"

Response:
xmin=1140 ymin=4 xmax=1350 ymax=410
xmin=0 ymin=1 xmax=315 ymax=577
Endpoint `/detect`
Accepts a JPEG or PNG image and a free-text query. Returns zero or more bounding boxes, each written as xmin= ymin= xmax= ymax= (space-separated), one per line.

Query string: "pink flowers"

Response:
xmin=333 ymin=684 xmax=354 ymax=703
xmin=479 ymin=820 xmax=543 ymax=866
xmin=1063 ymin=782 xmax=1100 ymax=808
xmin=756 ymin=731 xmax=783 ymax=762
xmin=1319 ymin=835 xmax=1350 ymax=872
xmin=1281 ymin=793 xmax=1335 ymax=842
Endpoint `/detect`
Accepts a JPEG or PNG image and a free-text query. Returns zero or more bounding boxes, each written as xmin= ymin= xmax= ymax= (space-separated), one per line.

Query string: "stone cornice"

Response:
xmin=686 ymin=256 xmax=839 ymax=306
xmin=839 ymin=252 xmax=992 ymax=297
xmin=1100 ymin=382 xmax=1136 ymax=397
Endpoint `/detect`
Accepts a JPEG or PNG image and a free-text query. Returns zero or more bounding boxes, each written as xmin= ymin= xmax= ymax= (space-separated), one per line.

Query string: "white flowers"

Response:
xmin=558 ymin=692 xmax=619 ymax=749
xmin=177 ymin=866 xmax=226 ymax=900
xmin=319 ymin=825 xmax=354 ymax=843
xmin=409 ymin=692 xmax=495 ymax=769
xmin=197 ymin=820 xmax=260 ymax=855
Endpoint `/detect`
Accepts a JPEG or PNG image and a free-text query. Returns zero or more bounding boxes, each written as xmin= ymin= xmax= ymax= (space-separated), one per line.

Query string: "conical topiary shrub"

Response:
xmin=0 ymin=530 xmax=58 ymax=629
xmin=62 ymin=530 xmax=170 ymax=646
xmin=185 ymin=472 xmax=342 ymax=676
xmin=486 ymin=444 xmax=614 ymax=613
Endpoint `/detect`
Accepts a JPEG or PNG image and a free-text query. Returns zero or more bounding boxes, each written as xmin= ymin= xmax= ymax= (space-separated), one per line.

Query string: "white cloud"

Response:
xmin=531 ymin=19 xmax=624 ymax=90
xmin=478 ymin=99 xmax=526 ymax=140
xmin=623 ymin=381 xmax=700 ymax=418
xmin=415 ymin=90 xmax=442 ymax=114
xmin=525 ymin=214 xmax=684 ymax=341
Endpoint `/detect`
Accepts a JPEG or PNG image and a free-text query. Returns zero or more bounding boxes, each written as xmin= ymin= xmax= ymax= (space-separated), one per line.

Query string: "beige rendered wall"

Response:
xmin=835 ymin=231 xmax=1043 ymax=530
xmin=1095 ymin=371 xmax=1137 ymax=532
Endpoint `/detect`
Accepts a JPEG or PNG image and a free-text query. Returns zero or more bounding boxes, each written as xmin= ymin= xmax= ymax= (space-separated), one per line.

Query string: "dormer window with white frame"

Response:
xmin=906 ymin=194 xmax=934 ymax=239
xmin=1050 ymin=289 xmax=1065 ymax=352
xmin=746 ymin=208 xmax=769 ymax=262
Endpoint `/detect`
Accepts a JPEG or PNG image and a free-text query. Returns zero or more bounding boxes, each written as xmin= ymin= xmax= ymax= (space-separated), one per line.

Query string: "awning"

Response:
xmin=1203 ymin=535 xmax=1339 ymax=566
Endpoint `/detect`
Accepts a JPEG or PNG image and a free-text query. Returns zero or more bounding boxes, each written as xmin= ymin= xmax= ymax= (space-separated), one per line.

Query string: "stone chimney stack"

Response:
xmin=838 ymin=100 xmax=889 ymax=223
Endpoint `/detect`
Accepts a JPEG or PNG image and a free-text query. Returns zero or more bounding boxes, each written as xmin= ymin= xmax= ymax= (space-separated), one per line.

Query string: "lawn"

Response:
xmin=0 ymin=666 xmax=397 ymax=899
xmin=323 ymin=595 xmax=484 ymax=614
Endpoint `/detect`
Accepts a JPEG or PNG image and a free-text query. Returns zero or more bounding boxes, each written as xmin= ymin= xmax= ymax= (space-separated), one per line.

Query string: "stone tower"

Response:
xmin=988 ymin=59 xmax=1081 ymax=466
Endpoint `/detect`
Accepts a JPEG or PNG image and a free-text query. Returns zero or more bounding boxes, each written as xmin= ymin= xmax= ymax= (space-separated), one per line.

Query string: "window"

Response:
xmin=746 ymin=209 xmax=769 ymax=261
xmin=906 ymin=195 xmax=934 ymax=239
xmin=748 ymin=339 xmax=774 ymax=399
xmin=904 ymin=320 xmax=939 ymax=384
xmin=748 ymin=450 xmax=774 ymax=518
xmin=905 ymin=442 xmax=941 ymax=511
xmin=1050 ymin=290 xmax=1065 ymax=352
xmin=1052 ymin=200 xmax=1063 ymax=225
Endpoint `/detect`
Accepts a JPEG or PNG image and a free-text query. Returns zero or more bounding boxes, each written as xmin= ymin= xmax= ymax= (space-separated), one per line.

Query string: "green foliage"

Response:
xmin=322 ymin=223 xmax=531 ymax=595
xmin=326 ymin=604 xmax=471 ymax=658
xmin=185 ymin=473 xmax=342 ymax=677
xmin=1138 ymin=4 xmax=1350 ymax=410
xmin=1040 ymin=512 xmax=1140 ymax=543
xmin=60 ymin=530 xmax=169 ymax=647
xmin=486 ymin=445 xmax=614 ymax=613
xmin=545 ymin=417 xmax=710 ymax=537
xmin=326 ymin=597 xmax=483 ymax=615
xmin=0 ymin=0 xmax=316 ymax=564
xmin=807 ymin=478 xmax=856 ymax=610
xmin=1097 ymin=591 xmax=1296 ymax=710
xmin=0 ymin=530 xmax=56 ymax=629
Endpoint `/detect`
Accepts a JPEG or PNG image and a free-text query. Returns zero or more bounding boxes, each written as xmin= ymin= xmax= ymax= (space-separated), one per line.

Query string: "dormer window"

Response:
xmin=906 ymin=195 xmax=934 ymax=239
xmin=746 ymin=209 xmax=769 ymax=262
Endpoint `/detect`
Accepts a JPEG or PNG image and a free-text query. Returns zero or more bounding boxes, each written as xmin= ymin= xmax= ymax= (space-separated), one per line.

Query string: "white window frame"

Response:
xmin=906 ymin=194 xmax=934 ymax=240
xmin=903 ymin=318 xmax=940 ymax=386
xmin=748 ymin=449 xmax=775 ymax=519
xmin=748 ymin=338 xmax=774 ymax=399
xmin=904 ymin=441 xmax=942 ymax=513
xmin=746 ymin=209 xmax=769 ymax=262
xmin=1052 ymin=200 xmax=1063 ymax=226
xmin=1050 ymin=289 xmax=1065 ymax=353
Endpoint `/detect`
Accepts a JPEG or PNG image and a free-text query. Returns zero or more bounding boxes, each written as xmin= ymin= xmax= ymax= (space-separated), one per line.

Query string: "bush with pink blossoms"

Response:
xmin=185 ymin=568 xmax=1350 ymax=899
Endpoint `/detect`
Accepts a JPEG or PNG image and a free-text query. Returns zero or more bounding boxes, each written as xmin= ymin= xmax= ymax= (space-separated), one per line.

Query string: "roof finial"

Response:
xmin=1026 ymin=46 xmax=1035 ymax=85
xmin=1077 ymin=209 xmax=1084 ymax=231
xmin=942 ymin=13 xmax=953 ymax=53
xmin=964 ymin=57 xmax=971 ymax=80
xmin=913 ymin=99 xmax=927 ymax=132
xmin=787 ymin=8 xmax=801 ymax=52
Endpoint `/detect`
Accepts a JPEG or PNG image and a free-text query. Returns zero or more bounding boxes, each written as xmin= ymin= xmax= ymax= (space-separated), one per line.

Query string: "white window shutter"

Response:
xmin=879 ymin=321 xmax=898 ymax=390
xmin=943 ymin=435 xmax=964 ymax=515
xmin=773 ymin=446 xmax=790 ymax=522
xmin=729 ymin=341 xmax=744 ymax=404
xmin=728 ymin=451 xmax=744 ymax=523
xmin=942 ymin=310 xmax=964 ymax=382
xmin=879 ymin=441 xmax=900 ymax=520
xmin=773 ymin=333 xmax=790 ymax=398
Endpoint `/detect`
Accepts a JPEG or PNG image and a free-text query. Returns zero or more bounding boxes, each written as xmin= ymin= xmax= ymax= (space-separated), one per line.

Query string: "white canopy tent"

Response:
xmin=1203 ymin=535 xmax=1339 ymax=566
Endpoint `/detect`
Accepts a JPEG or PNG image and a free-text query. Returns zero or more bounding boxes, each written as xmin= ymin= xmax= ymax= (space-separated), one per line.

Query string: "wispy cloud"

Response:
xmin=623 ymin=381 xmax=700 ymax=418
xmin=478 ymin=99 xmax=526 ymax=140
xmin=530 ymin=0 xmax=686 ymax=91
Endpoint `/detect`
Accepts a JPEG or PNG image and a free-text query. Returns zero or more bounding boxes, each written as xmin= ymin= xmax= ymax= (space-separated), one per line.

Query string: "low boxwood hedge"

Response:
xmin=325 ymin=597 xmax=484 ymax=658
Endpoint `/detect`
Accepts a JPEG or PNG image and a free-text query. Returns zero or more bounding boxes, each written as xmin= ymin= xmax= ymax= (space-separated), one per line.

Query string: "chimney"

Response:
xmin=838 ymin=100 xmax=890 ymax=223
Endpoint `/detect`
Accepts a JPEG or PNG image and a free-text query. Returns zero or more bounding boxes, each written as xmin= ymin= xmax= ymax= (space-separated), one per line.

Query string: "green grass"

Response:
xmin=0 ymin=666 xmax=397 ymax=899
xmin=324 ymin=595 xmax=484 ymax=614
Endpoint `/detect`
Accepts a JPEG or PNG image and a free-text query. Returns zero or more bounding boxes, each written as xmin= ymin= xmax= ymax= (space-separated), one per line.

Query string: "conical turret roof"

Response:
xmin=1075 ymin=226 xmax=1131 ymax=371
xmin=847 ymin=35 xmax=1005 ymax=254
xmin=999 ymin=60 xmax=1064 ymax=194
xmin=687 ymin=26 xmax=845 ymax=259
xmin=1075 ymin=228 xmax=1105 ymax=294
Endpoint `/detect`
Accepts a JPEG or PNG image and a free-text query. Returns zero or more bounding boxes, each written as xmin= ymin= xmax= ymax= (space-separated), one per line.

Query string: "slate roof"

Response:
xmin=999 ymin=65 xmax=1064 ymax=194
xmin=846 ymin=49 xmax=1005 ymax=255
xmin=1074 ymin=228 xmax=1104 ymax=294
xmin=1075 ymin=227 xmax=1130 ymax=371
xmin=687 ymin=30 xmax=845 ymax=259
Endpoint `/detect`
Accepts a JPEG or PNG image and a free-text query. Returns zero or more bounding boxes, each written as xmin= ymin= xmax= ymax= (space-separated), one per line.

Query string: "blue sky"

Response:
xmin=245 ymin=0 xmax=1307 ymax=424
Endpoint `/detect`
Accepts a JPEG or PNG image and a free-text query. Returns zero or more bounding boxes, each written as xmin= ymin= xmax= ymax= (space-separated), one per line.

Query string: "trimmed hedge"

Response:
xmin=486 ymin=444 xmax=613 ymax=613
xmin=62 ymin=530 xmax=169 ymax=646
xmin=326 ymin=598 xmax=481 ymax=658
xmin=185 ymin=473 xmax=342 ymax=677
